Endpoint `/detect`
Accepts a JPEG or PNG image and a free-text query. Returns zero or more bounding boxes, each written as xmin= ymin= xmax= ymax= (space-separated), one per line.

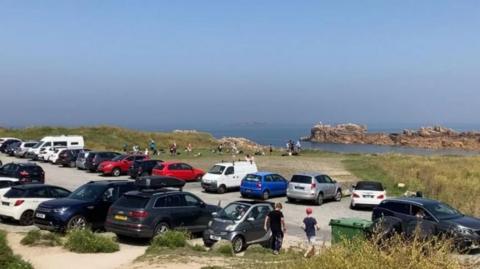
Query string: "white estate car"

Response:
xmin=350 ymin=181 xmax=386 ymax=209
xmin=0 ymin=184 xmax=71 ymax=225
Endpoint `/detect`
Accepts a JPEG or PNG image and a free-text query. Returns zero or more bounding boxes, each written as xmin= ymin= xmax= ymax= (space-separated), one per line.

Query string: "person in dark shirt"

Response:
xmin=264 ymin=202 xmax=286 ymax=255
xmin=302 ymin=207 xmax=319 ymax=257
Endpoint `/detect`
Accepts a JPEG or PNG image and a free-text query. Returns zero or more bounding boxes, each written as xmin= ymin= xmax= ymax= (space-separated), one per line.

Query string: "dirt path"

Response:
xmin=7 ymin=233 xmax=147 ymax=269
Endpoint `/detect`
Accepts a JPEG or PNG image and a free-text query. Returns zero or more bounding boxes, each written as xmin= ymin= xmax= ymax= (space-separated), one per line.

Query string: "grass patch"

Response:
xmin=0 ymin=230 xmax=33 ymax=269
xmin=147 ymin=230 xmax=189 ymax=253
xmin=64 ymin=229 xmax=119 ymax=253
xmin=215 ymin=243 xmax=233 ymax=256
xmin=20 ymin=230 xmax=62 ymax=247
xmin=189 ymin=243 xmax=207 ymax=252
xmin=343 ymin=154 xmax=480 ymax=216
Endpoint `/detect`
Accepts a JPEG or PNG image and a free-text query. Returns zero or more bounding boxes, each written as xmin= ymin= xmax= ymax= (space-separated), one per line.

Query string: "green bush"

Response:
xmin=64 ymin=229 xmax=119 ymax=253
xmin=188 ymin=243 xmax=207 ymax=252
xmin=148 ymin=230 xmax=188 ymax=251
xmin=215 ymin=244 xmax=233 ymax=256
xmin=21 ymin=230 xmax=62 ymax=247
xmin=0 ymin=230 xmax=33 ymax=269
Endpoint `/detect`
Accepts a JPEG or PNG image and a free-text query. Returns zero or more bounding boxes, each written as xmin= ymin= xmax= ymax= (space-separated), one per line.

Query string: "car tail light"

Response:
xmin=256 ymin=182 xmax=262 ymax=189
xmin=352 ymin=193 xmax=360 ymax=198
xmin=14 ymin=200 xmax=25 ymax=206
xmin=19 ymin=170 xmax=29 ymax=177
xmin=377 ymin=194 xmax=385 ymax=199
xmin=311 ymin=183 xmax=316 ymax=189
xmin=128 ymin=210 xmax=148 ymax=218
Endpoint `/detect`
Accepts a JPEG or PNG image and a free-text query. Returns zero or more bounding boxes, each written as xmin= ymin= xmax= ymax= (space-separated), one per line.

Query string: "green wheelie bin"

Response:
xmin=329 ymin=218 xmax=373 ymax=244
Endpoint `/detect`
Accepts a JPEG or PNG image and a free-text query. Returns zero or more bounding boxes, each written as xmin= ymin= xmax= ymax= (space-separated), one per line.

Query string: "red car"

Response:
xmin=151 ymin=161 xmax=204 ymax=181
xmin=98 ymin=154 xmax=149 ymax=177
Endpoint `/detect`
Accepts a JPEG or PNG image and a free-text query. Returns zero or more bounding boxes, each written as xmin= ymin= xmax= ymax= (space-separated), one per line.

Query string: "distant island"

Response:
xmin=302 ymin=123 xmax=480 ymax=151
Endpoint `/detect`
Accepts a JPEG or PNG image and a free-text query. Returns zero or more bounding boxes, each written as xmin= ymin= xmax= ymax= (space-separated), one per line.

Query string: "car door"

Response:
xmin=183 ymin=193 xmax=206 ymax=231
xmin=122 ymin=156 xmax=135 ymax=171
xmin=406 ymin=205 xmax=438 ymax=238
xmin=321 ymin=175 xmax=336 ymax=198
xmin=263 ymin=175 xmax=274 ymax=194
xmin=91 ymin=186 xmax=119 ymax=227
xmin=25 ymin=187 xmax=51 ymax=212
xmin=244 ymin=205 xmax=272 ymax=243
xmin=164 ymin=194 xmax=191 ymax=229
xmin=49 ymin=187 xmax=71 ymax=199
xmin=223 ymin=166 xmax=237 ymax=188
xmin=179 ymin=163 xmax=195 ymax=181
xmin=273 ymin=174 xmax=288 ymax=196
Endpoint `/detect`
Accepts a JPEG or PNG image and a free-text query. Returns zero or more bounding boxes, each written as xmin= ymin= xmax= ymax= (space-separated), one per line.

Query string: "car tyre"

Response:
xmin=262 ymin=191 xmax=269 ymax=200
xmin=112 ymin=168 xmax=121 ymax=177
xmin=287 ymin=197 xmax=295 ymax=203
xmin=240 ymin=192 xmax=247 ymax=198
xmin=67 ymin=215 xmax=88 ymax=230
xmin=69 ymin=161 xmax=76 ymax=168
xmin=19 ymin=210 xmax=34 ymax=226
xmin=335 ymin=190 xmax=342 ymax=201
xmin=232 ymin=235 xmax=246 ymax=253
xmin=217 ymin=185 xmax=227 ymax=194
xmin=153 ymin=222 xmax=170 ymax=237
xmin=350 ymin=201 xmax=356 ymax=209
xmin=203 ymin=239 xmax=216 ymax=248
xmin=315 ymin=193 xmax=324 ymax=206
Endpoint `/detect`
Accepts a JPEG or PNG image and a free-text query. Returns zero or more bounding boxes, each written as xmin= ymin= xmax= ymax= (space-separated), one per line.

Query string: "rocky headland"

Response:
xmin=303 ymin=123 xmax=480 ymax=150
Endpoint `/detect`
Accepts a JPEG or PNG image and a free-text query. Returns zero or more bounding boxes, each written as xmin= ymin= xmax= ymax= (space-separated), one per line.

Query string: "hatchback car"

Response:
xmin=350 ymin=181 xmax=386 ymax=209
xmin=34 ymin=180 xmax=136 ymax=231
xmin=14 ymin=141 xmax=39 ymax=158
xmin=58 ymin=149 xmax=89 ymax=168
xmin=152 ymin=162 xmax=205 ymax=182
xmin=372 ymin=197 xmax=480 ymax=250
xmin=0 ymin=139 xmax=22 ymax=153
xmin=0 ymin=184 xmax=71 ymax=225
xmin=286 ymin=173 xmax=342 ymax=205
xmin=240 ymin=172 xmax=288 ymax=200
xmin=106 ymin=177 xmax=220 ymax=239
xmin=98 ymin=154 xmax=149 ymax=177
xmin=203 ymin=200 xmax=273 ymax=253
xmin=5 ymin=141 xmax=21 ymax=156
xmin=0 ymin=163 xmax=45 ymax=184
xmin=75 ymin=151 xmax=91 ymax=170
xmin=129 ymin=159 xmax=163 ymax=179
xmin=84 ymin=151 xmax=121 ymax=172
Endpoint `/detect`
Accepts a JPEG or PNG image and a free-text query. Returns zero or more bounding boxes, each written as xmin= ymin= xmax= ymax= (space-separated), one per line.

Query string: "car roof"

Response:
xmin=123 ymin=189 xmax=181 ymax=198
xmin=86 ymin=180 xmax=133 ymax=186
xmin=356 ymin=180 xmax=383 ymax=185
xmin=11 ymin=184 xmax=58 ymax=190
xmin=249 ymin=171 xmax=275 ymax=176
xmin=230 ymin=200 xmax=275 ymax=207
xmin=293 ymin=172 xmax=327 ymax=177
xmin=383 ymin=197 xmax=440 ymax=206
xmin=6 ymin=162 xmax=39 ymax=167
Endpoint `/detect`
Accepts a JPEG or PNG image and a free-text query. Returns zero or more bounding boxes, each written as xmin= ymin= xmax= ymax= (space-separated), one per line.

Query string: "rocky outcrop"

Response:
xmin=304 ymin=123 xmax=480 ymax=150
xmin=218 ymin=137 xmax=265 ymax=151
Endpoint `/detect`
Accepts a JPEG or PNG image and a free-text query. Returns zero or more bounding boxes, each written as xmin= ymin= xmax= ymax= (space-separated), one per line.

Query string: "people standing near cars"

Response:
xmin=302 ymin=207 xmax=319 ymax=257
xmin=264 ymin=202 xmax=286 ymax=255
xmin=296 ymin=140 xmax=302 ymax=152
xmin=123 ymin=143 xmax=128 ymax=152
xmin=149 ymin=139 xmax=158 ymax=155
xmin=245 ymin=154 xmax=254 ymax=164
xmin=186 ymin=143 xmax=192 ymax=154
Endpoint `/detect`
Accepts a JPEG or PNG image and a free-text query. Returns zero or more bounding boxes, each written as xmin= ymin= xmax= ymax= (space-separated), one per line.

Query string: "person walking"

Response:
xmin=123 ymin=143 xmax=128 ymax=152
xmin=302 ymin=208 xmax=319 ymax=257
xmin=269 ymin=144 xmax=273 ymax=155
xmin=264 ymin=202 xmax=286 ymax=255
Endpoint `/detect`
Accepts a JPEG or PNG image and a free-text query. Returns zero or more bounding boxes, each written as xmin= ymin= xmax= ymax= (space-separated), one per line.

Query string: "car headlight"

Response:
xmin=454 ymin=226 xmax=476 ymax=236
xmin=225 ymin=225 xmax=235 ymax=232
xmin=53 ymin=207 xmax=68 ymax=214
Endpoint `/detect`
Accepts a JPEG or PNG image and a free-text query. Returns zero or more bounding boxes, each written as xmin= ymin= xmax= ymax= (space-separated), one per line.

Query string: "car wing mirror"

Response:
xmin=212 ymin=212 xmax=218 ymax=217
xmin=247 ymin=217 xmax=255 ymax=222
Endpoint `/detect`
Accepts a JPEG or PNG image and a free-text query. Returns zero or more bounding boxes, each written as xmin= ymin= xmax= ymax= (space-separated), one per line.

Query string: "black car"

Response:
xmin=85 ymin=151 xmax=121 ymax=172
xmin=129 ymin=159 xmax=163 ymax=179
xmin=0 ymin=162 xmax=45 ymax=184
xmin=34 ymin=180 xmax=136 ymax=231
xmin=0 ymin=139 xmax=22 ymax=153
xmin=372 ymin=197 xmax=480 ymax=250
xmin=58 ymin=149 xmax=90 ymax=168
xmin=105 ymin=176 xmax=220 ymax=239
xmin=5 ymin=141 xmax=21 ymax=156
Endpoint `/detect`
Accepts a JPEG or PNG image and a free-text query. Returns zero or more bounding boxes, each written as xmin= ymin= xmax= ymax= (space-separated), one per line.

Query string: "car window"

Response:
xmin=116 ymin=195 xmax=150 ymax=208
xmin=264 ymin=175 xmax=273 ymax=182
xmin=165 ymin=194 xmax=186 ymax=207
xmin=208 ymin=165 xmax=225 ymax=175
xmin=4 ymin=188 xmax=26 ymax=198
xmin=248 ymin=205 xmax=270 ymax=220
xmin=180 ymin=163 xmax=192 ymax=170
xmin=383 ymin=202 xmax=410 ymax=215
xmin=168 ymin=164 xmax=178 ymax=170
xmin=154 ymin=197 xmax=166 ymax=208
xmin=315 ymin=176 xmax=326 ymax=183
xmin=27 ymin=187 xmax=50 ymax=198
xmin=355 ymin=182 xmax=384 ymax=191
xmin=50 ymin=187 xmax=71 ymax=198
xmin=291 ymin=175 xmax=312 ymax=184
xmin=101 ymin=187 xmax=116 ymax=203
xmin=125 ymin=156 xmax=135 ymax=161
xmin=184 ymin=194 xmax=202 ymax=206
xmin=225 ymin=166 xmax=234 ymax=175
xmin=135 ymin=156 xmax=146 ymax=161
xmin=244 ymin=174 xmax=261 ymax=182
xmin=154 ymin=164 xmax=165 ymax=170
xmin=272 ymin=174 xmax=286 ymax=182
xmin=0 ymin=181 xmax=14 ymax=188
xmin=323 ymin=175 xmax=334 ymax=183
xmin=411 ymin=205 xmax=435 ymax=221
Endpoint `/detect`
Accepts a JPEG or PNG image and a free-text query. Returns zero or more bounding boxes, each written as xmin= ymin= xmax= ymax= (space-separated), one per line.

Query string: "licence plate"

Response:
xmin=114 ymin=215 xmax=127 ymax=221
xmin=35 ymin=213 xmax=46 ymax=219
xmin=295 ymin=186 xmax=305 ymax=190
xmin=363 ymin=195 xmax=374 ymax=198
xmin=1 ymin=202 xmax=9 ymax=206
xmin=210 ymin=235 xmax=221 ymax=241
xmin=246 ymin=189 xmax=251 ymax=193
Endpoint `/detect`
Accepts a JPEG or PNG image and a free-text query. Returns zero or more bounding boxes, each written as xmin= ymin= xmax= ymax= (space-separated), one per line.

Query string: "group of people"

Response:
xmin=264 ymin=203 xmax=319 ymax=256
xmin=286 ymin=139 xmax=302 ymax=154
xmin=122 ymin=139 xmax=194 ymax=156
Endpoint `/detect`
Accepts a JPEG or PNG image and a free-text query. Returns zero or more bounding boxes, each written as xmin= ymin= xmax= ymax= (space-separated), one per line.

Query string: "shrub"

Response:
xmin=188 ymin=243 xmax=207 ymax=252
xmin=0 ymin=230 xmax=33 ymax=269
xmin=64 ymin=229 xmax=119 ymax=253
xmin=148 ymin=230 xmax=188 ymax=251
xmin=21 ymin=230 xmax=62 ymax=247
xmin=215 ymin=243 xmax=233 ymax=256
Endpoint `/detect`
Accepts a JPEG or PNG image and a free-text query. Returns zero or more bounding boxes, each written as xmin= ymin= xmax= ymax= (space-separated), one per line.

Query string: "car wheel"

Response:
xmin=154 ymin=222 xmax=170 ymax=236
xmin=315 ymin=193 xmax=324 ymax=206
xmin=112 ymin=168 xmax=121 ymax=177
xmin=19 ymin=210 xmax=34 ymax=226
xmin=335 ymin=190 xmax=342 ymax=201
xmin=287 ymin=197 xmax=295 ymax=203
xmin=69 ymin=161 xmax=76 ymax=168
xmin=350 ymin=201 xmax=356 ymax=209
xmin=203 ymin=239 xmax=216 ymax=248
xmin=240 ymin=192 xmax=247 ymax=198
xmin=217 ymin=185 xmax=226 ymax=194
xmin=262 ymin=191 xmax=269 ymax=200
xmin=67 ymin=215 xmax=88 ymax=230
xmin=232 ymin=236 xmax=245 ymax=253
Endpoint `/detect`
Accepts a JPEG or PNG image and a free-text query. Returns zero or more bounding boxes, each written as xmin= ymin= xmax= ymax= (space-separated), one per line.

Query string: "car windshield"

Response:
xmin=217 ymin=203 xmax=251 ymax=221
xmin=111 ymin=155 xmax=126 ymax=161
xmin=4 ymin=188 xmax=26 ymax=198
xmin=244 ymin=174 xmax=262 ymax=182
xmin=291 ymin=175 xmax=312 ymax=184
xmin=356 ymin=181 xmax=384 ymax=191
xmin=208 ymin=165 xmax=225 ymax=175
xmin=423 ymin=202 xmax=463 ymax=220
xmin=32 ymin=142 xmax=44 ymax=149
xmin=68 ymin=184 xmax=106 ymax=201
xmin=115 ymin=195 xmax=149 ymax=208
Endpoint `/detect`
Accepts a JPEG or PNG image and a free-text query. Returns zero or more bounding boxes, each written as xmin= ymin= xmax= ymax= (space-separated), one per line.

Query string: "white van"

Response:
xmin=27 ymin=136 xmax=84 ymax=160
xmin=201 ymin=161 xmax=258 ymax=194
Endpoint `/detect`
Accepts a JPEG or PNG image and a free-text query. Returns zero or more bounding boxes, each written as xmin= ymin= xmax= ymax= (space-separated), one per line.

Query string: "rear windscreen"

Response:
xmin=290 ymin=175 xmax=312 ymax=184
xmin=244 ymin=174 xmax=262 ymax=182
xmin=356 ymin=182 xmax=384 ymax=191
xmin=4 ymin=188 xmax=26 ymax=198
xmin=114 ymin=195 xmax=149 ymax=208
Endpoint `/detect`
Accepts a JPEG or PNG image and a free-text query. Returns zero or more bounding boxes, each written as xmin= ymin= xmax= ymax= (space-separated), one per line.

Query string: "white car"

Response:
xmin=350 ymin=181 xmax=386 ymax=209
xmin=0 ymin=184 xmax=71 ymax=225
xmin=201 ymin=161 xmax=258 ymax=194
xmin=0 ymin=177 xmax=20 ymax=197
xmin=48 ymin=148 xmax=67 ymax=164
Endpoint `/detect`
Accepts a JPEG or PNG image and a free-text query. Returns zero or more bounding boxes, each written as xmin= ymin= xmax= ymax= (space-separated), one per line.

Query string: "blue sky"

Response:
xmin=1 ymin=1 xmax=479 ymax=129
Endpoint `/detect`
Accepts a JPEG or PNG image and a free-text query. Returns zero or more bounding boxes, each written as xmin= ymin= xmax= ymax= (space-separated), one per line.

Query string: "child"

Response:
xmin=302 ymin=208 xmax=319 ymax=257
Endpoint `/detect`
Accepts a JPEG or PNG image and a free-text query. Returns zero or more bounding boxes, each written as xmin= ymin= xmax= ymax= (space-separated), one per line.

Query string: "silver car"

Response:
xmin=75 ymin=151 xmax=90 ymax=170
xmin=203 ymin=201 xmax=273 ymax=253
xmin=13 ymin=141 xmax=38 ymax=158
xmin=286 ymin=173 xmax=342 ymax=205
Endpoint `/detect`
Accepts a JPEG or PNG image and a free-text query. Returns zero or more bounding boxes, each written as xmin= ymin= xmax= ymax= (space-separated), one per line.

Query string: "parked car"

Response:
xmin=84 ymin=151 xmax=121 ymax=172
xmin=5 ymin=141 xmax=21 ymax=156
xmin=372 ymin=197 xmax=480 ymax=250
xmin=152 ymin=161 xmax=205 ymax=182
xmin=34 ymin=180 xmax=136 ymax=231
xmin=48 ymin=148 xmax=68 ymax=164
xmin=106 ymin=176 xmax=220 ymax=239
xmin=286 ymin=173 xmax=342 ymax=205
xmin=0 ymin=137 xmax=20 ymax=147
xmin=201 ymin=161 xmax=258 ymax=194
xmin=26 ymin=135 xmax=84 ymax=160
xmin=38 ymin=146 xmax=66 ymax=162
xmin=0 ymin=184 xmax=71 ymax=225
xmin=58 ymin=149 xmax=89 ymax=168
xmin=240 ymin=172 xmax=288 ymax=200
xmin=98 ymin=154 xmax=149 ymax=177
xmin=14 ymin=141 xmax=39 ymax=158
xmin=203 ymin=200 xmax=273 ymax=253
xmin=75 ymin=150 xmax=91 ymax=170
xmin=0 ymin=163 xmax=45 ymax=184
xmin=129 ymin=159 xmax=163 ymax=179
xmin=350 ymin=181 xmax=386 ymax=209
xmin=0 ymin=139 xmax=22 ymax=153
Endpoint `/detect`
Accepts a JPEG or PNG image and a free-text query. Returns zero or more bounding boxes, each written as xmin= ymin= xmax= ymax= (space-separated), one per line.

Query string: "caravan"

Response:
xmin=201 ymin=161 xmax=258 ymax=194
xmin=27 ymin=136 xmax=84 ymax=160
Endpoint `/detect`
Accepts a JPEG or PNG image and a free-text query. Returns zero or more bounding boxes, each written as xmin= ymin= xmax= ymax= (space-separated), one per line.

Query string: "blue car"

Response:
xmin=240 ymin=172 xmax=288 ymax=200
xmin=33 ymin=180 xmax=136 ymax=232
